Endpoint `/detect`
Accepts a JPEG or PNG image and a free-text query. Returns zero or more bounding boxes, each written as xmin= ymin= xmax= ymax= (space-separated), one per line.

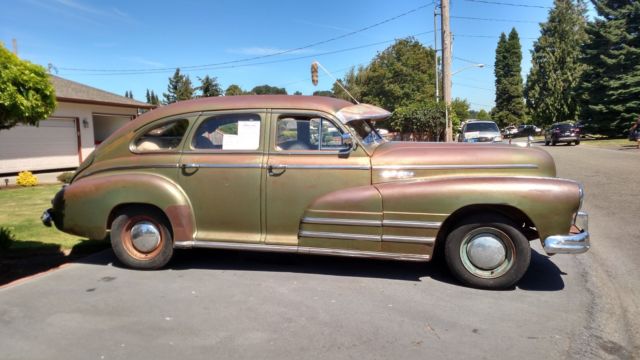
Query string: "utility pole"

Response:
xmin=12 ymin=38 xmax=18 ymax=56
xmin=434 ymin=5 xmax=439 ymax=104
xmin=441 ymin=0 xmax=452 ymax=142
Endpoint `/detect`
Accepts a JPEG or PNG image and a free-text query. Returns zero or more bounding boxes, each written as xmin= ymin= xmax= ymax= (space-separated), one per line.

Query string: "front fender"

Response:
xmin=375 ymin=176 xmax=582 ymax=242
xmin=54 ymin=172 xmax=194 ymax=241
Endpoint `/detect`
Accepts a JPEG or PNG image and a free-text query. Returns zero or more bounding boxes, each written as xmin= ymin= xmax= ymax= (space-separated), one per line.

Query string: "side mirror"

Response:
xmin=339 ymin=133 xmax=356 ymax=154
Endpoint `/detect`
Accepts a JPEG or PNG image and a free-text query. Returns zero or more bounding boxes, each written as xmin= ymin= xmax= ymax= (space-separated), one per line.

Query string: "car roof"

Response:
xmin=106 ymin=95 xmax=390 ymax=141
xmin=136 ymin=95 xmax=391 ymax=127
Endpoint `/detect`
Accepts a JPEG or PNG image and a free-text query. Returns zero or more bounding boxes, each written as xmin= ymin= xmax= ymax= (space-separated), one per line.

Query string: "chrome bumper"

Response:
xmin=543 ymin=211 xmax=590 ymax=254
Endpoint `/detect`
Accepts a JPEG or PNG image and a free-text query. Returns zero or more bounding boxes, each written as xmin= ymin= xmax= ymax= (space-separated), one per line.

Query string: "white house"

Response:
xmin=0 ymin=75 xmax=155 ymax=175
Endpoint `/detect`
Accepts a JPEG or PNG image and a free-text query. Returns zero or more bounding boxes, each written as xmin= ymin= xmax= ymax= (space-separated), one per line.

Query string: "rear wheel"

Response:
xmin=544 ymin=140 xmax=550 ymax=146
xmin=110 ymin=207 xmax=173 ymax=269
xmin=444 ymin=215 xmax=530 ymax=289
xmin=575 ymin=140 xmax=580 ymax=145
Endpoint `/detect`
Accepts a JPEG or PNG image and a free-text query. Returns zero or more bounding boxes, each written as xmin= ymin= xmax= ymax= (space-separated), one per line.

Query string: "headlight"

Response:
xmin=494 ymin=135 xmax=503 ymax=142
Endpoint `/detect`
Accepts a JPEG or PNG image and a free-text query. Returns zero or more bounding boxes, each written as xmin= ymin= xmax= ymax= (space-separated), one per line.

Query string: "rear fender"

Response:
xmin=56 ymin=172 xmax=194 ymax=242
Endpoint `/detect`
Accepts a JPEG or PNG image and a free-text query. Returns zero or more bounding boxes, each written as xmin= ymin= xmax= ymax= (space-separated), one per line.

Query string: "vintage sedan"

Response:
xmin=42 ymin=96 xmax=590 ymax=289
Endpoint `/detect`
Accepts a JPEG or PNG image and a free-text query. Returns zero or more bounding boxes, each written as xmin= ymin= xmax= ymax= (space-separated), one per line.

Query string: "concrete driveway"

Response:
xmin=1 ymin=144 xmax=637 ymax=360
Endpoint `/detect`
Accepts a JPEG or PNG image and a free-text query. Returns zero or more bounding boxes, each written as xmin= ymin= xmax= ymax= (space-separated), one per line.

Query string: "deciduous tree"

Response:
xmin=250 ymin=85 xmax=287 ymax=95
xmin=0 ymin=44 xmax=56 ymax=130
xmin=225 ymin=84 xmax=244 ymax=96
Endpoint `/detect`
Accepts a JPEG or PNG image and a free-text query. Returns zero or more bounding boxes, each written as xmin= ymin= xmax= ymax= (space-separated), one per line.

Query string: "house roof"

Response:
xmin=50 ymin=75 xmax=155 ymax=109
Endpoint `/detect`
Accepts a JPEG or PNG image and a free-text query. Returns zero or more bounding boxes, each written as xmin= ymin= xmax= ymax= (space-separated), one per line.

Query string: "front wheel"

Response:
xmin=110 ymin=207 xmax=173 ymax=269
xmin=444 ymin=215 xmax=531 ymax=289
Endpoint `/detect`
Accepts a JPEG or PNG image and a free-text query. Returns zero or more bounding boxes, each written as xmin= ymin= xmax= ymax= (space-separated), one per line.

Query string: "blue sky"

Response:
xmin=1 ymin=0 xmax=568 ymax=111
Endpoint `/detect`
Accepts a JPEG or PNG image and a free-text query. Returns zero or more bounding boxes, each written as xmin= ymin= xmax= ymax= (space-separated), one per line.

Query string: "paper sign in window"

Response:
xmin=222 ymin=121 xmax=260 ymax=150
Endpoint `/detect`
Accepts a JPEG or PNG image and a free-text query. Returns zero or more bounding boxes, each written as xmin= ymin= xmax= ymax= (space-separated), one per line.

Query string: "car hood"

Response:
xmin=370 ymin=141 xmax=556 ymax=184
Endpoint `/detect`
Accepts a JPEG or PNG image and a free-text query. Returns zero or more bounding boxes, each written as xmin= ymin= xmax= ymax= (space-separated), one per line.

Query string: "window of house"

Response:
xmin=276 ymin=116 xmax=346 ymax=151
xmin=134 ymin=118 xmax=189 ymax=152
xmin=192 ymin=113 xmax=261 ymax=150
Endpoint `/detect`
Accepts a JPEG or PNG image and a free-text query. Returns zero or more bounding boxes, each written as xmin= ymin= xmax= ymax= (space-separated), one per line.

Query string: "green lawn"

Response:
xmin=580 ymin=138 xmax=638 ymax=149
xmin=0 ymin=184 xmax=105 ymax=251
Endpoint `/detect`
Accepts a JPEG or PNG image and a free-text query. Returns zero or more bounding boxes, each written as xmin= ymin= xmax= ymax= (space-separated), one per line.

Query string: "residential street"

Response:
xmin=0 ymin=144 xmax=638 ymax=360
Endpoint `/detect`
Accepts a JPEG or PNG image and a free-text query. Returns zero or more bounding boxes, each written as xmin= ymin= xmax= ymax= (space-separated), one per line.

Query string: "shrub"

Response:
xmin=16 ymin=171 xmax=38 ymax=187
xmin=0 ymin=226 xmax=14 ymax=251
xmin=57 ymin=171 xmax=75 ymax=184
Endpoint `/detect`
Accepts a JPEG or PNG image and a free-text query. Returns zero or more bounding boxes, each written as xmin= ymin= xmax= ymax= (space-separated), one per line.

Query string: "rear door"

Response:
xmin=178 ymin=110 xmax=267 ymax=243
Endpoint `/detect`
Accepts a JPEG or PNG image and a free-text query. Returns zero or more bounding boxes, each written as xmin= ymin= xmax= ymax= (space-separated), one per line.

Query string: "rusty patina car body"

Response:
xmin=43 ymin=95 xmax=589 ymax=289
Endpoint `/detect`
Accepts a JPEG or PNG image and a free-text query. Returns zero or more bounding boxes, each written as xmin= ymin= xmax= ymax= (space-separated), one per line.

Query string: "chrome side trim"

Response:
xmin=284 ymin=165 xmax=370 ymax=170
xmin=373 ymin=164 xmax=538 ymax=170
xmin=173 ymin=240 xmax=429 ymax=262
xmin=298 ymin=247 xmax=429 ymax=262
xmin=182 ymin=163 xmax=262 ymax=169
xmin=302 ymin=217 xmax=382 ymax=227
xmin=382 ymin=220 xmax=442 ymax=229
xmin=382 ymin=235 xmax=436 ymax=244
xmin=299 ymin=230 xmax=380 ymax=242
xmin=173 ymin=240 xmax=297 ymax=253
xmin=301 ymin=217 xmax=442 ymax=229
xmin=82 ymin=164 xmax=179 ymax=177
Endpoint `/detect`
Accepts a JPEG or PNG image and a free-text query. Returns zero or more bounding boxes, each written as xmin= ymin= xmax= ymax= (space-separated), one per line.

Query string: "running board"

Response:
xmin=174 ymin=240 xmax=430 ymax=262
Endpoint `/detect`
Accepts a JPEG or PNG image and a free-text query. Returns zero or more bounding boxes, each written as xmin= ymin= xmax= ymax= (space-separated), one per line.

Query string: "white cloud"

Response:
xmin=120 ymin=56 xmax=165 ymax=68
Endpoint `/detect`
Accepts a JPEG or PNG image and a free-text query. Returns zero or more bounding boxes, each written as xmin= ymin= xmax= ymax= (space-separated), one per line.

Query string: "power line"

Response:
xmin=451 ymin=15 xmax=538 ymax=23
xmin=462 ymin=0 xmax=551 ymax=9
xmin=57 ymin=3 xmax=433 ymax=73
xmin=58 ymin=31 xmax=435 ymax=76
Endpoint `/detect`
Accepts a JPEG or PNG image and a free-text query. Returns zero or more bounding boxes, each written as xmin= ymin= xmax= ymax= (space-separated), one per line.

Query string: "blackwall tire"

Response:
xmin=110 ymin=207 xmax=173 ymax=270
xmin=444 ymin=215 xmax=531 ymax=290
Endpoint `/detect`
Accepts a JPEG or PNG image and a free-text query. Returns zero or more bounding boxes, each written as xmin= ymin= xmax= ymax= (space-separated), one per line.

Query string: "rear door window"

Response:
xmin=191 ymin=113 xmax=261 ymax=150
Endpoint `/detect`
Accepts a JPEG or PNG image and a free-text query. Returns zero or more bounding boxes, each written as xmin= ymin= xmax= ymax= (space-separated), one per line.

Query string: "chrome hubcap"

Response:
xmin=466 ymin=234 xmax=506 ymax=270
xmin=130 ymin=221 xmax=161 ymax=253
xmin=460 ymin=227 xmax=514 ymax=279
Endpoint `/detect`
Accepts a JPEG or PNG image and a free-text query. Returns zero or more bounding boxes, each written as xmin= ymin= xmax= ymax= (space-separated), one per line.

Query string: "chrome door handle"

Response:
xmin=267 ymin=164 xmax=287 ymax=176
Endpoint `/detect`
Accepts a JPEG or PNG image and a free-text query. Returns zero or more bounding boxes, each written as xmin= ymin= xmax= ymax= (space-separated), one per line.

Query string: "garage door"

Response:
xmin=0 ymin=118 xmax=80 ymax=174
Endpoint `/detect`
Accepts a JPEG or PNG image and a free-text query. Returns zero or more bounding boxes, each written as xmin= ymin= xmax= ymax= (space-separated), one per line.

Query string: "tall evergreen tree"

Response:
xmin=578 ymin=0 xmax=640 ymax=135
xmin=163 ymin=68 xmax=194 ymax=104
xmin=197 ymin=75 xmax=222 ymax=97
xmin=146 ymin=89 xmax=160 ymax=105
xmin=525 ymin=0 xmax=588 ymax=127
xmin=493 ymin=29 xmax=526 ymax=126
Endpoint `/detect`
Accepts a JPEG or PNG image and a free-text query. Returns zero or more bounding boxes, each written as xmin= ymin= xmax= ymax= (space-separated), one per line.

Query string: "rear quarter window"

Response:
xmin=134 ymin=119 xmax=190 ymax=152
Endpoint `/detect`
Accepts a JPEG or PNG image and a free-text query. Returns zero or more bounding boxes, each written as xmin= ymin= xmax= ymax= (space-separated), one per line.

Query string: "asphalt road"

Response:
xmin=0 ymin=144 xmax=638 ymax=360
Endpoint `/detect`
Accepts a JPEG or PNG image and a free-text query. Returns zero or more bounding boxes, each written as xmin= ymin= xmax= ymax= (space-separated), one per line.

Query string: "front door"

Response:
xmin=179 ymin=110 xmax=266 ymax=243
xmin=265 ymin=110 xmax=378 ymax=251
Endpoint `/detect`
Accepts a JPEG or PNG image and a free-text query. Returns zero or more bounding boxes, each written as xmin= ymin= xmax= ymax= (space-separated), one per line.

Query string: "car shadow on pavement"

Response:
xmin=517 ymin=250 xmax=565 ymax=291
xmin=74 ymin=246 xmax=565 ymax=291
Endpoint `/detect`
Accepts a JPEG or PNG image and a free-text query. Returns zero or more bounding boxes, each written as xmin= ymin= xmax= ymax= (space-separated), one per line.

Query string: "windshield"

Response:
xmin=346 ymin=119 xmax=385 ymax=152
xmin=465 ymin=122 xmax=499 ymax=132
